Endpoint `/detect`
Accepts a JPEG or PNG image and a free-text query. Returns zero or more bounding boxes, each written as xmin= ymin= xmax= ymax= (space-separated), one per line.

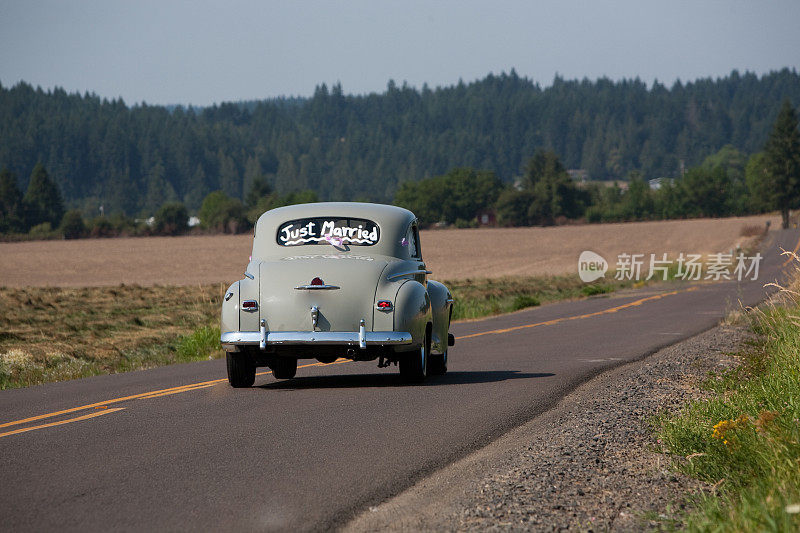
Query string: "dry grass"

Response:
xmin=739 ymin=224 xmax=767 ymax=238
xmin=0 ymin=215 xmax=778 ymax=287
xmin=0 ymin=284 xmax=224 ymax=359
xmin=0 ymin=284 xmax=226 ymax=388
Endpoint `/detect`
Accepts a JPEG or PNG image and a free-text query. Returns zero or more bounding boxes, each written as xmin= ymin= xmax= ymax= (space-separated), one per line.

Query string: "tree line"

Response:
xmin=396 ymin=100 xmax=800 ymax=229
xmin=0 ymin=162 xmax=321 ymax=238
xmin=0 ymin=68 xmax=799 ymax=219
xmin=2 ymin=97 xmax=797 ymax=240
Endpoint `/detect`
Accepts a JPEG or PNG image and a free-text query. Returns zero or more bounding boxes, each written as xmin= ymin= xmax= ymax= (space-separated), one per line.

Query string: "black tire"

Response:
xmin=226 ymin=352 xmax=255 ymax=388
xmin=428 ymin=349 xmax=447 ymax=376
xmin=271 ymin=357 xmax=298 ymax=379
xmin=399 ymin=330 xmax=428 ymax=382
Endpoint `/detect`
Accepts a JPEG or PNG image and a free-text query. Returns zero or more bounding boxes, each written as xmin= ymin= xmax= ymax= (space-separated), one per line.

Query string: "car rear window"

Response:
xmin=276 ymin=217 xmax=380 ymax=246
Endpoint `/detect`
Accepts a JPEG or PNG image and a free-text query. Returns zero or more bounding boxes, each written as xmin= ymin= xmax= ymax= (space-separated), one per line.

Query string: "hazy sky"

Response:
xmin=1 ymin=0 xmax=798 ymax=106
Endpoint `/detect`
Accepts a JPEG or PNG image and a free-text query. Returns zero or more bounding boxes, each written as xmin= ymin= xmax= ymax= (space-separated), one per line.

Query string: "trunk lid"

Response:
xmin=259 ymin=256 xmax=388 ymax=332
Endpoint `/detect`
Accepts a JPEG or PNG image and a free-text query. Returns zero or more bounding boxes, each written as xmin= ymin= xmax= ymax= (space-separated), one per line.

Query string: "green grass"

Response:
xmin=176 ymin=325 xmax=223 ymax=362
xmin=447 ymin=275 xmax=630 ymax=321
xmin=657 ymin=301 xmax=800 ymax=531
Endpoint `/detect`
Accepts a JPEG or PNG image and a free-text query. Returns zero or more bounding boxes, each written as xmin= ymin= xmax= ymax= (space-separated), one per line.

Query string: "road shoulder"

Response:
xmin=344 ymin=322 xmax=750 ymax=531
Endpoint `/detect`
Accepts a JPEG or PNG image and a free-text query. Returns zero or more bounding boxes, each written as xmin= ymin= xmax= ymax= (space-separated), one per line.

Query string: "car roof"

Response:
xmin=252 ymin=202 xmax=418 ymax=260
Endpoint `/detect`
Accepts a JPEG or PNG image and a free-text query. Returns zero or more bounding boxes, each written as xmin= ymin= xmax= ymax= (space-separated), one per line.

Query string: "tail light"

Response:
xmin=242 ymin=300 xmax=259 ymax=312
xmin=311 ymin=277 xmax=324 ymax=286
xmin=376 ymin=300 xmax=393 ymax=311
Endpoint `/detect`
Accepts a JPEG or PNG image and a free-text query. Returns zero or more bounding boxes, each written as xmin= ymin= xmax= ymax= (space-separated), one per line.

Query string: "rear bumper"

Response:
xmin=220 ymin=330 xmax=413 ymax=352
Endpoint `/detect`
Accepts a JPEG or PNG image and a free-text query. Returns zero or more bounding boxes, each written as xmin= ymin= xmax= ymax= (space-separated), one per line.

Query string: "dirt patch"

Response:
xmin=0 ymin=215 xmax=777 ymax=287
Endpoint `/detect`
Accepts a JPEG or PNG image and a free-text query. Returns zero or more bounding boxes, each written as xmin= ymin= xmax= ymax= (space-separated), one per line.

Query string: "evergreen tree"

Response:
xmin=245 ymin=175 xmax=273 ymax=209
xmin=142 ymin=160 xmax=177 ymax=215
xmin=183 ymin=164 xmax=210 ymax=211
xmin=23 ymin=163 xmax=64 ymax=228
xmin=744 ymin=152 xmax=771 ymax=212
xmin=764 ymin=99 xmax=800 ymax=228
xmin=0 ymin=167 xmax=25 ymax=232
xmin=523 ymin=150 xmax=586 ymax=224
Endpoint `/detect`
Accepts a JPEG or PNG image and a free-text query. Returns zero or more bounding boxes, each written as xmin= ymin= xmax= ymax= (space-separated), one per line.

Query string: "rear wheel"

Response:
xmin=226 ymin=352 xmax=256 ymax=388
xmin=428 ymin=349 xmax=447 ymax=376
xmin=399 ymin=330 xmax=428 ymax=382
xmin=271 ymin=357 xmax=298 ymax=379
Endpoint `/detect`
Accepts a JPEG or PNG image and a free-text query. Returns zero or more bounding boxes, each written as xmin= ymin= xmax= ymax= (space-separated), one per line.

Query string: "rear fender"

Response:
xmin=239 ymin=267 xmax=261 ymax=332
xmin=426 ymin=280 xmax=453 ymax=354
xmin=392 ymin=280 xmax=431 ymax=352
xmin=221 ymin=281 xmax=240 ymax=335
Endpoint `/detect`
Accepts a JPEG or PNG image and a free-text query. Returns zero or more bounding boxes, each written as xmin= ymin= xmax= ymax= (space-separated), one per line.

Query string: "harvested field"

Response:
xmin=0 ymin=215 xmax=778 ymax=287
xmin=423 ymin=215 xmax=778 ymax=281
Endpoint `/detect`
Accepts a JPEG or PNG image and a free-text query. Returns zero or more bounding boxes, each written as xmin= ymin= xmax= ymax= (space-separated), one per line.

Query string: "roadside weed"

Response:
xmin=658 ymin=271 xmax=800 ymax=531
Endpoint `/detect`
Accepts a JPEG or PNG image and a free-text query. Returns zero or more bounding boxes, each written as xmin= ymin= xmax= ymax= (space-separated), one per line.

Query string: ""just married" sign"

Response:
xmin=277 ymin=217 xmax=380 ymax=247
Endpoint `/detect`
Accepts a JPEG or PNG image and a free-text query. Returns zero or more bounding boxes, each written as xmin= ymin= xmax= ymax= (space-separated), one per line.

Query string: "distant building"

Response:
xmin=648 ymin=178 xmax=673 ymax=190
xmin=567 ymin=169 xmax=589 ymax=183
xmin=188 ymin=216 xmax=201 ymax=227
xmin=577 ymin=180 xmax=628 ymax=191
xmin=476 ymin=209 xmax=496 ymax=227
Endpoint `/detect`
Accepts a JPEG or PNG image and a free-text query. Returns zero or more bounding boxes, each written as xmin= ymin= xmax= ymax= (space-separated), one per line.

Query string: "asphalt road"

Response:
xmin=2 ymin=228 xmax=798 ymax=532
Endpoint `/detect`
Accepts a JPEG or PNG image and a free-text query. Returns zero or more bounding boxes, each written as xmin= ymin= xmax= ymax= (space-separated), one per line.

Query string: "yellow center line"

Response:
xmin=137 ymin=359 xmax=352 ymax=399
xmin=0 ymin=380 xmax=228 ymax=429
xmin=1 ymin=287 xmax=690 ymax=436
xmin=455 ymin=286 xmax=699 ymax=341
xmin=137 ymin=383 xmax=218 ymax=399
xmin=0 ymin=359 xmax=352 ymax=431
xmin=0 ymin=408 xmax=126 ymax=438
xmin=781 ymin=235 xmax=800 ymax=266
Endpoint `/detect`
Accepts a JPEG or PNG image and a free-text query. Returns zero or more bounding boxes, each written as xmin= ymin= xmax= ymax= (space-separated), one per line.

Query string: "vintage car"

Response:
xmin=220 ymin=202 xmax=455 ymax=387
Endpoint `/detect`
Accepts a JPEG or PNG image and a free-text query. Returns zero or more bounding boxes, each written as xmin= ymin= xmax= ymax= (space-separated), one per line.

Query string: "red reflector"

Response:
xmin=242 ymin=300 xmax=258 ymax=308
xmin=310 ymin=277 xmax=324 ymax=286
xmin=377 ymin=300 xmax=393 ymax=310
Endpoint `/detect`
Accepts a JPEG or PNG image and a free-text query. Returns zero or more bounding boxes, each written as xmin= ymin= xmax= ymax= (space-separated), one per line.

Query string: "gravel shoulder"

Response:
xmin=344 ymin=322 xmax=751 ymax=531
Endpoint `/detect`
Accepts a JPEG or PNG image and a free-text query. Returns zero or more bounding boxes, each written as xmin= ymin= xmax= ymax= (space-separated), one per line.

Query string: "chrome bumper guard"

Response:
xmin=220 ymin=330 xmax=413 ymax=352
